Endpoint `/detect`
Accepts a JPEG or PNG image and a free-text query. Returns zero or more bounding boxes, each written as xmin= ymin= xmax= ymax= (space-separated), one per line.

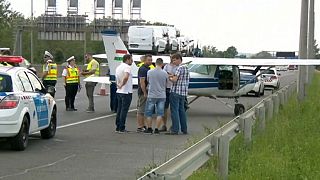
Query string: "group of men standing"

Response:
xmin=40 ymin=50 xmax=190 ymax=135
xmin=115 ymin=53 xmax=190 ymax=135
xmin=41 ymin=51 xmax=100 ymax=113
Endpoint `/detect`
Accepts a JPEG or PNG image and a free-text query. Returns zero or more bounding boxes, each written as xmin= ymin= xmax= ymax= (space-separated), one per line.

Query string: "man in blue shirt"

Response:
xmin=136 ymin=54 xmax=153 ymax=132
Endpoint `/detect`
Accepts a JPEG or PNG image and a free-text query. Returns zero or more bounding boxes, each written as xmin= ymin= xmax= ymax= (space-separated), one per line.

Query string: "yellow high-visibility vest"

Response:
xmin=43 ymin=63 xmax=57 ymax=80
xmin=66 ymin=66 xmax=79 ymax=84
xmin=86 ymin=59 xmax=99 ymax=77
xmin=137 ymin=62 xmax=155 ymax=69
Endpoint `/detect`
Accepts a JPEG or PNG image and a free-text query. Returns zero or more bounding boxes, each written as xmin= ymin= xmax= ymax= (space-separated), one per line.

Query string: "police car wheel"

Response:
xmin=40 ymin=108 xmax=57 ymax=139
xmin=11 ymin=116 xmax=29 ymax=151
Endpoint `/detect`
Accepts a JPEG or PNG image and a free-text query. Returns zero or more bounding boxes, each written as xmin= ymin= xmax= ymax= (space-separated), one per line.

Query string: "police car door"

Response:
xmin=26 ymin=71 xmax=50 ymax=131
xmin=17 ymin=71 xmax=49 ymax=131
xmin=16 ymin=71 xmax=38 ymax=131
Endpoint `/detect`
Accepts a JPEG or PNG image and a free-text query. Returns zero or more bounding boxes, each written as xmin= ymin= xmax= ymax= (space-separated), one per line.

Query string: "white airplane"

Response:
xmin=85 ymin=30 xmax=320 ymax=116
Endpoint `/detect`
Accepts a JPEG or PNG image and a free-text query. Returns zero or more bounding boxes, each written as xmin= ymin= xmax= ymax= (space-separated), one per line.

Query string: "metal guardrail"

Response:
xmin=138 ymin=82 xmax=297 ymax=180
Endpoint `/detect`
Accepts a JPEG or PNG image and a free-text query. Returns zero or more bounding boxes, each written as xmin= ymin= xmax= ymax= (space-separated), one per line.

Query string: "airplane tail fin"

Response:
xmin=101 ymin=30 xmax=138 ymax=81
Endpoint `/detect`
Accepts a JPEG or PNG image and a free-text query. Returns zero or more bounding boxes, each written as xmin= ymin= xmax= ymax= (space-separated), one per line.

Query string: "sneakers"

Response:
xmin=159 ymin=125 xmax=167 ymax=132
xmin=136 ymin=127 xmax=146 ymax=133
xmin=154 ymin=128 xmax=160 ymax=135
xmin=143 ymin=128 xmax=153 ymax=134
xmin=118 ymin=129 xmax=129 ymax=134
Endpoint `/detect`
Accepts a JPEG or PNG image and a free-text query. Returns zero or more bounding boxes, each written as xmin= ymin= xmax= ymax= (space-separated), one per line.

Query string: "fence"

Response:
xmin=138 ymin=82 xmax=297 ymax=180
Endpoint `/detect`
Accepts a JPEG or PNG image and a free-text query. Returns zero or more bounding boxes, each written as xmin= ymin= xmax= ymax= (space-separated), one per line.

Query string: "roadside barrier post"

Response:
xmin=258 ymin=105 xmax=266 ymax=132
xmin=272 ymin=95 xmax=280 ymax=115
xmin=254 ymin=107 xmax=259 ymax=121
xmin=211 ymin=135 xmax=219 ymax=155
xmin=244 ymin=117 xmax=253 ymax=145
xmin=290 ymin=84 xmax=295 ymax=97
xmin=279 ymin=91 xmax=285 ymax=106
xmin=218 ymin=135 xmax=230 ymax=180
xmin=265 ymin=99 xmax=273 ymax=120
xmin=238 ymin=117 xmax=244 ymax=132
xmin=284 ymin=87 xmax=289 ymax=103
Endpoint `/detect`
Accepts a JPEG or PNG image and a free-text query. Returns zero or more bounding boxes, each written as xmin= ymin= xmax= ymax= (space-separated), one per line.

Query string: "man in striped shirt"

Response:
xmin=167 ymin=53 xmax=190 ymax=135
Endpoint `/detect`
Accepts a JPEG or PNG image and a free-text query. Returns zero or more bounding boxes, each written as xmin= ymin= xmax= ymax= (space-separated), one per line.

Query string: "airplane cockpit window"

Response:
xmin=217 ymin=65 xmax=233 ymax=90
xmin=188 ymin=64 xmax=209 ymax=75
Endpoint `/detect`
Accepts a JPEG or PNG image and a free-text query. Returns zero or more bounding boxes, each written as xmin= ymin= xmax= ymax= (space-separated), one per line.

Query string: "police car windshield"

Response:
xmin=0 ymin=74 xmax=13 ymax=92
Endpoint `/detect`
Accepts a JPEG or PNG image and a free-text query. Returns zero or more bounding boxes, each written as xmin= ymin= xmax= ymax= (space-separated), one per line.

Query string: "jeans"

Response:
xmin=115 ymin=93 xmax=132 ymax=131
xmin=170 ymin=93 xmax=188 ymax=133
xmin=110 ymin=82 xmax=118 ymax=112
xmin=165 ymin=88 xmax=171 ymax=109
xmin=145 ymin=98 xmax=166 ymax=118
xmin=85 ymin=82 xmax=97 ymax=110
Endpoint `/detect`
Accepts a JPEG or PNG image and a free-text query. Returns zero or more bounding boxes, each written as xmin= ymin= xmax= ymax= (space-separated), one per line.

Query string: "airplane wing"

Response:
xmin=83 ymin=76 xmax=139 ymax=86
xmin=83 ymin=76 xmax=111 ymax=84
xmin=185 ymin=57 xmax=320 ymax=66
xmin=93 ymin=54 xmax=108 ymax=59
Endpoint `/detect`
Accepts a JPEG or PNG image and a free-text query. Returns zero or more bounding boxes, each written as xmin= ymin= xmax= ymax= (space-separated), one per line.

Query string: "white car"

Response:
xmin=276 ymin=66 xmax=288 ymax=71
xmin=261 ymin=68 xmax=280 ymax=90
xmin=240 ymin=67 xmax=265 ymax=97
xmin=0 ymin=58 xmax=57 ymax=151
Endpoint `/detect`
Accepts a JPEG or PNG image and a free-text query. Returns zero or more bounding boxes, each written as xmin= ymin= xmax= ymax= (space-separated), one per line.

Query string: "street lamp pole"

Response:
xmin=298 ymin=0 xmax=309 ymax=101
xmin=30 ymin=0 xmax=34 ymax=63
xmin=307 ymin=0 xmax=315 ymax=83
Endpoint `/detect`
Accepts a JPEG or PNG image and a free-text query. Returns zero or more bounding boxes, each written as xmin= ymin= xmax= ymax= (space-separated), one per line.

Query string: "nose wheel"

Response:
xmin=234 ymin=103 xmax=245 ymax=116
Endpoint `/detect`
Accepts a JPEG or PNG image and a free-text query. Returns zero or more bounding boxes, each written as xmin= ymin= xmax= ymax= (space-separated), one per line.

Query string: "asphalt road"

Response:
xmin=0 ymin=70 xmax=297 ymax=180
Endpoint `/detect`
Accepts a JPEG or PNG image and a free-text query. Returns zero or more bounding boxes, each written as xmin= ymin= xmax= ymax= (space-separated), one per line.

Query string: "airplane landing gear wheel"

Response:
xmin=234 ymin=104 xmax=245 ymax=116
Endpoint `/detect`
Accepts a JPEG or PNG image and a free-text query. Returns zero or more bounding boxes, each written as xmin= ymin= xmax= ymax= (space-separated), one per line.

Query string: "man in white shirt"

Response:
xmin=115 ymin=54 xmax=133 ymax=133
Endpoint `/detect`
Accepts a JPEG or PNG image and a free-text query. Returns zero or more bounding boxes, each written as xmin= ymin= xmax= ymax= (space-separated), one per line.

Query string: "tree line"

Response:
xmin=0 ymin=0 xmax=105 ymax=64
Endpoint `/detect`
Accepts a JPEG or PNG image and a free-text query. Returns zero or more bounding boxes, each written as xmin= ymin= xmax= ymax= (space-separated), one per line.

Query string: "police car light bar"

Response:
xmin=0 ymin=56 xmax=23 ymax=63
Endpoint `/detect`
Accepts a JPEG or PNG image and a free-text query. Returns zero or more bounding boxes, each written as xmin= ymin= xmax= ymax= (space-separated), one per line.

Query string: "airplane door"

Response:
xmin=216 ymin=65 xmax=233 ymax=90
xmin=232 ymin=66 xmax=240 ymax=91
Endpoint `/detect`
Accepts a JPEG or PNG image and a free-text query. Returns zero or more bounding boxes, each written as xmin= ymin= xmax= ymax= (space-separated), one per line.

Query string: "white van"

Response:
xmin=128 ymin=26 xmax=167 ymax=54
xmin=166 ymin=26 xmax=179 ymax=52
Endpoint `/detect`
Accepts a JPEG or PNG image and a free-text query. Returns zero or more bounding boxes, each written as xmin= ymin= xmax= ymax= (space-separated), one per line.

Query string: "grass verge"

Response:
xmin=189 ymin=73 xmax=320 ymax=179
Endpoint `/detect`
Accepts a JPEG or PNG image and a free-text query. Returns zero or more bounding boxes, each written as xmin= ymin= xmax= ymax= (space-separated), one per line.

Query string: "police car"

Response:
xmin=240 ymin=66 xmax=265 ymax=97
xmin=0 ymin=56 xmax=57 ymax=151
xmin=261 ymin=67 xmax=281 ymax=90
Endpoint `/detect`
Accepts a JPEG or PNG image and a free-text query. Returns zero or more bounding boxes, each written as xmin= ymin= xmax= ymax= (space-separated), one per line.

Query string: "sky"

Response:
xmin=7 ymin=0 xmax=320 ymax=54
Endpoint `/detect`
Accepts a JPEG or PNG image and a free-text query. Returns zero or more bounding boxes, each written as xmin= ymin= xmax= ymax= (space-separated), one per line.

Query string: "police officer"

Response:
xmin=81 ymin=52 xmax=99 ymax=113
xmin=62 ymin=56 xmax=80 ymax=111
xmin=42 ymin=51 xmax=57 ymax=91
